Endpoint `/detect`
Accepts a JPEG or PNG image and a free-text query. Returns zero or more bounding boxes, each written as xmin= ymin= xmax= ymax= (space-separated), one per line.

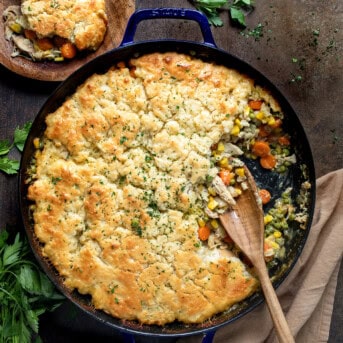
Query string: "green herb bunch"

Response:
xmin=0 ymin=230 xmax=65 ymax=343
xmin=0 ymin=122 xmax=31 ymax=175
xmin=191 ymin=0 xmax=254 ymax=27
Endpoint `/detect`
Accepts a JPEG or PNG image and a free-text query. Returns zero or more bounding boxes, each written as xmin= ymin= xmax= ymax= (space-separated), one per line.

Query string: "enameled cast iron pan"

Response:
xmin=19 ymin=8 xmax=316 ymax=343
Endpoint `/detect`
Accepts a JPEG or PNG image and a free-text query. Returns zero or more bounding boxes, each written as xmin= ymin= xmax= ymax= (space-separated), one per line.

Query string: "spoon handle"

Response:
xmin=255 ymin=260 xmax=295 ymax=343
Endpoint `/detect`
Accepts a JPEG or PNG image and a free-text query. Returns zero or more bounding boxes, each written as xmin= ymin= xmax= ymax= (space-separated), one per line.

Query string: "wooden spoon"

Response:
xmin=220 ymin=166 xmax=295 ymax=343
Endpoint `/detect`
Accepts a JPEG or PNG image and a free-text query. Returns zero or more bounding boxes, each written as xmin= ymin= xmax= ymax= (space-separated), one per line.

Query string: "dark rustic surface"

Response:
xmin=0 ymin=0 xmax=342 ymax=342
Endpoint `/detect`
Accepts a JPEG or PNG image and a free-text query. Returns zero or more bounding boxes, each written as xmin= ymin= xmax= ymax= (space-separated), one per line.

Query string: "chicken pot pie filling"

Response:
xmin=3 ymin=0 xmax=107 ymax=61
xmin=27 ymin=52 xmax=311 ymax=325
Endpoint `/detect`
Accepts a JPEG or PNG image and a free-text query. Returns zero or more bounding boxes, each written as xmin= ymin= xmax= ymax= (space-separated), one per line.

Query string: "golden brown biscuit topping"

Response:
xmin=28 ymin=52 xmax=304 ymax=325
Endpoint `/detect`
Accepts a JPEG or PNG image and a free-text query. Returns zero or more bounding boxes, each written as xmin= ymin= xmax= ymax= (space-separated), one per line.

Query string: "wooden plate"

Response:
xmin=0 ymin=0 xmax=135 ymax=81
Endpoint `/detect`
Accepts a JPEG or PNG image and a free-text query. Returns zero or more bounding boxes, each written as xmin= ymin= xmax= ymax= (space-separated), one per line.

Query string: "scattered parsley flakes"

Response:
xmin=290 ymin=73 xmax=303 ymax=83
xmin=131 ymin=218 xmax=143 ymax=237
xmin=330 ymin=129 xmax=340 ymax=145
xmin=289 ymin=57 xmax=306 ymax=83
xmin=51 ymin=176 xmax=62 ymax=185
xmin=241 ymin=22 xmax=264 ymax=41
xmin=119 ymin=136 xmax=128 ymax=145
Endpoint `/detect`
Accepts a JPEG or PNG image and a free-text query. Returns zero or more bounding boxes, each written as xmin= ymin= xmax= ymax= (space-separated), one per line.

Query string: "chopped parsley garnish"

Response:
xmin=131 ymin=219 xmax=143 ymax=237
xmin=120 ymin=136 xmax=128 ymax=145
xmin=51 ymin=177 xmax=62 ymax=185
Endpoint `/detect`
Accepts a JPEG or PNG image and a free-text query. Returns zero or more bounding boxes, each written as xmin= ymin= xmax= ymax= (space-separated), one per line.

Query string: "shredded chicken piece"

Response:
xmin=205 ymin=207 xmax=219 ymax=219
xmin=212 ymin=175 xmax=236 ymax=206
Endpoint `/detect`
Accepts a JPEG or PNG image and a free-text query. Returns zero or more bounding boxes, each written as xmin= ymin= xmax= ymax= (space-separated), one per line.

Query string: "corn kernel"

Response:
xmin=208 ymin=187 xmax=217 ymax=196
xmin=217 ymin=142 xmax=225 ymax=152
xmin=198 ymin=218 xmax=206 ymax=227
xmin=270 ymin=241 xmax=280 ymax=249
xmin=234 ymin=188 xmax=242 ymax=196
xmin=264 ymin=214 xmax=274 ymax=225
xmin=212 ymin=152 xmax=221 ymax=161
xmin=207 ymin=197 xmax=218 ymax=210
xmin=231 ymin=125 xmax=240 ymax=136
xmin=255 ymin=111 xmax=265 ymax=121
xmin=218 ymin=157 xmax=229 ymax=168
xmin=273 ymin=231 xmax=282 ymax=238
xmin=33 ymin=137 xmax=40 ymax=149
xmin=234 ymin=118 xmax=241 ymax=127
xmin=54 ymin=56 xmax=64 ymax=62
xmin=9 ymin=22 xmax=23 ymax=34
xmin=267 ymin=117 xmax=276 ymax=126
xmin=210 ymin=219 xmax=219 ymax=229
xmin=235 ymin=167 xmax=245 ymax=177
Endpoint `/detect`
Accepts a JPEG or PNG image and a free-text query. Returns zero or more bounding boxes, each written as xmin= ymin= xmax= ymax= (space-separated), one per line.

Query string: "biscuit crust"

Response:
xmin=28 ymin=52 xmax=260 ymax=325
xmin=21 ymin=0 xmax=107 ymax=50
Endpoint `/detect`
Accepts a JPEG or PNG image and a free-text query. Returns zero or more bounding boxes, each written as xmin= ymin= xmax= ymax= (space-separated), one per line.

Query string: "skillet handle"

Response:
xmin=201 ymin=330 xmax=216 ymax=343
xmin=121 ymin=330 xmax=216 ymax=343
xmin=120 ymin=8 xmax=217 ymax=48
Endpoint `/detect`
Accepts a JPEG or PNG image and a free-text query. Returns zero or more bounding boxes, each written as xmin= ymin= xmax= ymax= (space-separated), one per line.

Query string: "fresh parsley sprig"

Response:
xmin=191 ymin=0 xmax=254 ymax=27
xmin=0 ymin=230 xmax=65 ymax=343
xmin=0 ymin=122 xmax=31 ymax=175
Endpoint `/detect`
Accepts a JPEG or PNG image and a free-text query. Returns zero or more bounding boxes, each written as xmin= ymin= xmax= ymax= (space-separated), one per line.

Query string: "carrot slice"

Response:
xmin=248 ymin=100 xmax=263 ymax=110
xmin=198 ymin=226 xmax=211 ymax=241
xmin=252 ymin=141 xmax=271 ymax=157
xmin=259 ymin=189 xmax=271 ymax=205
xmin=60 ymin=42 xmax=77 ymax=59
xmin=278 ymin=135 xmax=291 ymax=146
xmin=24 ymin=29 xmax=37 ymax=41
xmin=260 ymin=154 xmax=277 ymax=169
xmin=258 ymin=125 xmax=272 ymax=137
xmin=269 ymin=118 xmax=283 ymax=129
xmin=218 ymin=169 xmax=234 ymax=186
xmin=37 ymin=38 xmax=54 ymax=51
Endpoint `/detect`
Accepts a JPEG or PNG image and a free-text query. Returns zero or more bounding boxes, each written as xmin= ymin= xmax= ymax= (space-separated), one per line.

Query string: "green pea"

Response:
xmin=277 ymin=165 xmax=287 ymax=173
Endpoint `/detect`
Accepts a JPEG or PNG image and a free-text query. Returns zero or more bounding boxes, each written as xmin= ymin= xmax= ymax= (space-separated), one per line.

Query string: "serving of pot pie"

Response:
xmin=27 ymin=52 xmax=310 ymax=325
xmin=3 ymin=0 xmax=107 ymax=61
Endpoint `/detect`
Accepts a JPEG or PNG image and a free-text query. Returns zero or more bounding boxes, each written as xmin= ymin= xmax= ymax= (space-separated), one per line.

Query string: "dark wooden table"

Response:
xmin=1 ymin=1 xmax=342 ymax=342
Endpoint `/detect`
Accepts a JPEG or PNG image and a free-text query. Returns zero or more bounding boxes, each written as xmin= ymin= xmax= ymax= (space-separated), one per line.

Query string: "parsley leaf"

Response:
xmin=192 ymin=0 xmax=228 ymax=26
xmin=0 ymin=140 xmax=12 ymax=156
xmin=14 ymin=122 xmax=32 ymax=152
xmin=2 ymin=233 xmax=22 ymax=266
xmin=191 ymin=0 xmax=254 ymax=27
xmin=0 ymin=121 xmax=31 ymax=175
xmin=0 ymin=157 xmax=20 ymax=175
xmin=230 ymin=6 xmax=246 ymax=26
xmin=0 ymin=231 xmax=64 ymax=343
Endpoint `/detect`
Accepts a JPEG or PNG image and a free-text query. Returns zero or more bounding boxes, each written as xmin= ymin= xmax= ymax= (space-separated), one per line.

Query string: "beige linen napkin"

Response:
xmin=178 ymin=169 xmax=343 ymax=343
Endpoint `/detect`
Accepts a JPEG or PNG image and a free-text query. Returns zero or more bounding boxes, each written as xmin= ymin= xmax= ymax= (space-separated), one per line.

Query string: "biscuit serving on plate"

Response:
xmin=3 ymin=0 xmax=107 ymax=61
xmin=21 ymin=0 xmax=107 ymax=51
